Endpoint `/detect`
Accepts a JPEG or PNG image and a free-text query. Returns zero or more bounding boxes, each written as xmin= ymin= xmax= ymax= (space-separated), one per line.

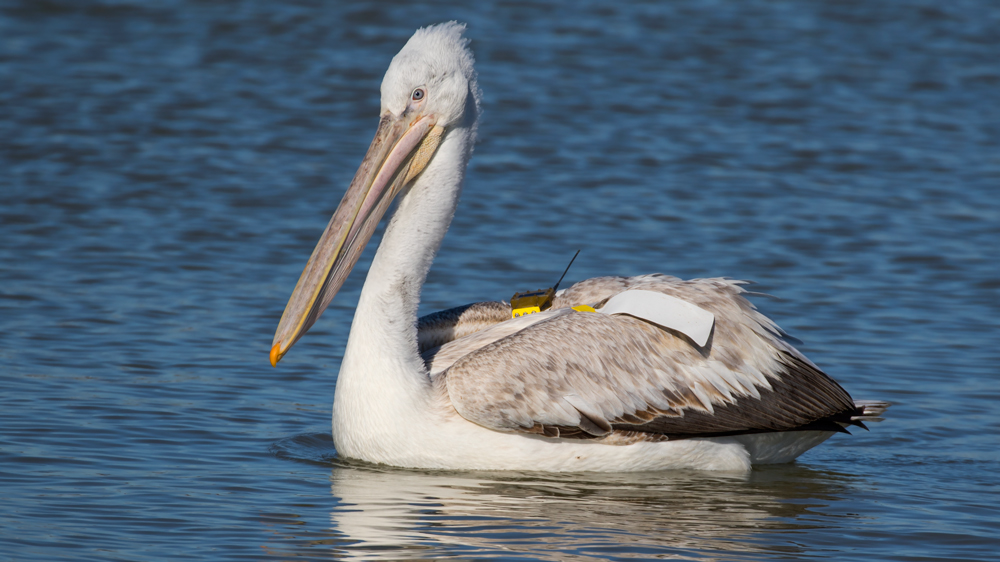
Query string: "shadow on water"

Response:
xmin=269 ymin=433 xmax=861 ymax=560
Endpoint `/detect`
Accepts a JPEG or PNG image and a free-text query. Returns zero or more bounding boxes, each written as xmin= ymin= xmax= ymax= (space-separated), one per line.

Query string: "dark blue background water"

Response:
xmin=2 ymin=0 xmax=998 ymax=560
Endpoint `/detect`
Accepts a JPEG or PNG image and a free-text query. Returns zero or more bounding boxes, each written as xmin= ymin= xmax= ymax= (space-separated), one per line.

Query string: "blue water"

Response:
xmin=2 ymin=0 xmax=999 ymax=560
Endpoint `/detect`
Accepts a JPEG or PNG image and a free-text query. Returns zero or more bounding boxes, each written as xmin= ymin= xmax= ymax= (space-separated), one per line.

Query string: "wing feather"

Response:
xmin=442 ymin=276 xmax=859 ymax=441
xmin=417 ymin=301 xmax=511 ymax=353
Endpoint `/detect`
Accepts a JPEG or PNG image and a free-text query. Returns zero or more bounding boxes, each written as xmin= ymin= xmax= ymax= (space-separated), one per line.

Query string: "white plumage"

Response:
xmin=270 ymin=22 xmax=888 ymax=472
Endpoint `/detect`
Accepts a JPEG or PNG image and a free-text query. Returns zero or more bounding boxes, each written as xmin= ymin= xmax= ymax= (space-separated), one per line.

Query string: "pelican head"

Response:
xmin=270 ymin=22 xmax=481 ymax=366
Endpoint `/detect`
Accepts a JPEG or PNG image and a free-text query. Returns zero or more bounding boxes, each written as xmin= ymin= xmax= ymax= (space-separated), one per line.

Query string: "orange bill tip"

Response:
xmin=270 ymin=343 xmax=281 ymax=367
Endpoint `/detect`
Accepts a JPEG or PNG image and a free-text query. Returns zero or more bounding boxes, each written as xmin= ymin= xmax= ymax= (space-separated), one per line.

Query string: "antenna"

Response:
xmin=552 ymin=249 xmax=581 ymax=293
xmin=509 ymin=250 xmax=582 ymax=318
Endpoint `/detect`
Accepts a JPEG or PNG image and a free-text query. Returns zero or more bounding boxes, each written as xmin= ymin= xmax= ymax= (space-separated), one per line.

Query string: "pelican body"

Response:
xmin=270 ymin=23 xmax=888 ymax=472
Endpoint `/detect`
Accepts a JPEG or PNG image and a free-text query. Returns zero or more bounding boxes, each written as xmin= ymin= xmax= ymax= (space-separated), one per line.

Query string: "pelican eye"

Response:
xmin=411 ymin=88 xmax=425 ymax=101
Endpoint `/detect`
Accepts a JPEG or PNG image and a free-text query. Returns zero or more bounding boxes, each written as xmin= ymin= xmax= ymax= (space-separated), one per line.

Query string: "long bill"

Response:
xmin=270 ymin=112 xmax=443 ymax=366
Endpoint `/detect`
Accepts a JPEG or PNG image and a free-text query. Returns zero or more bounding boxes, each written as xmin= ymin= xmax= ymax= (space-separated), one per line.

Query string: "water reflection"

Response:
xmin=269 ymin=434 xmax=859 ymax=560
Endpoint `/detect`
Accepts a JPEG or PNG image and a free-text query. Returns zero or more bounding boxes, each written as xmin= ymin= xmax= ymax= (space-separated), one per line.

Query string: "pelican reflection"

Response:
xmin=321 ymin=462 xmax=856 ymax=560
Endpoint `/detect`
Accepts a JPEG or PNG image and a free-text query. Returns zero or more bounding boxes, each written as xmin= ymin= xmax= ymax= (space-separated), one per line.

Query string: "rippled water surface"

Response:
xmin=2 ymin=0 xmax=999 ymax=560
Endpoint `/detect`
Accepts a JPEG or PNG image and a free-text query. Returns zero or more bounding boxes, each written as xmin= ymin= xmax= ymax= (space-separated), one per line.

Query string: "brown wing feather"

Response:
xmin=442 ymin=276 xmax=858 ymax=441
xmin=417 ymin=301 xmax=511 ymax=353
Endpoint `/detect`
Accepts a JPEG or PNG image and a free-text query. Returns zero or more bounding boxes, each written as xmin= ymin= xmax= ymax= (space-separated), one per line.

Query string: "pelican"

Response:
xmin=270 ymin=22 xmax=888 ymax=472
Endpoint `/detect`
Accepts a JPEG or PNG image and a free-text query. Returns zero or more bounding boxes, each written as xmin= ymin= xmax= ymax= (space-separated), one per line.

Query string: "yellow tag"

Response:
xmin=511 ymin=288 xmax=554 ymax=318
xmin=511 ymin=305 xmax=540 ymax=317
xmin=509 ymin=251 xmax=582 ymax=319
xmin=571 ymin=305 xmax=596 ymax=313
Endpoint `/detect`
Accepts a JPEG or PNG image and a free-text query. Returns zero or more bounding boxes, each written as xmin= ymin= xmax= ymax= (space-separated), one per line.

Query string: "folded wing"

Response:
xmin=438 ymin=276 xmax=861 ymax=440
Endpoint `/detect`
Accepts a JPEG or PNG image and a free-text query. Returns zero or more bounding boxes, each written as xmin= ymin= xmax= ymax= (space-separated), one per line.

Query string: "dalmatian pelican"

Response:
xmin=269 ymin=22 xmax=888 ymax=471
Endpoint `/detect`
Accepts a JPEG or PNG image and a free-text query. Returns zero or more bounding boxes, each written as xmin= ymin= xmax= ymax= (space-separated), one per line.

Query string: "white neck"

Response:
xmin=332 ymin=123 xmax=474 ymax=457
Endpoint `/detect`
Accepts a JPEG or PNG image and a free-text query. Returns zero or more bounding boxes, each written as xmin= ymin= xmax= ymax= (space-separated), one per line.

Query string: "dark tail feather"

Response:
xmin=851 ymin=400 xmax=890 ymax=424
